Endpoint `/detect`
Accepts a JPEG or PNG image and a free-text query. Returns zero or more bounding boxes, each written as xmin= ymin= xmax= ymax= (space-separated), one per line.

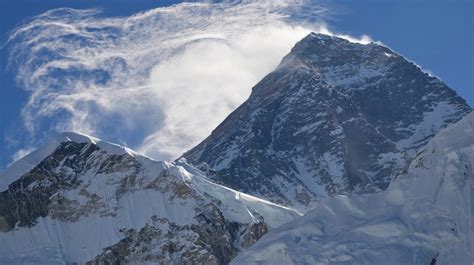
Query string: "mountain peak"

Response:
xmin=0 ymin=132 xmax=141 ymax=192
xmin=183 ymin=32 xmax=471 ymax=211
xmin=280 ymin=32 xmax=398 ymax=71
xmin=0 ymin=131 xmax=300 ymax=264
xmin=54 ymin=131 xmax=140 ymax=157
xmin=300 ymin=32 xmax=369 ymax=46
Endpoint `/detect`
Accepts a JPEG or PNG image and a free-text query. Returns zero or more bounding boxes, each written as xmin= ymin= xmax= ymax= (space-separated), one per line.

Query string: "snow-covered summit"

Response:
xmin=183 ymin=32 xmax=471 ymax=211
xmin=232 ymin=112 xmax=474 ymax=265
xmin=0 ymin=132 xmax=139 ymax=192
xmin=0 ymin=132 xmax=300 ymax=264
xmin=280 ymin=32 xmax=394 ymax=66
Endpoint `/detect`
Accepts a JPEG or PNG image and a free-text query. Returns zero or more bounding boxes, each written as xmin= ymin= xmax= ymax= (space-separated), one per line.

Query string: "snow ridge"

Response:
xmin=0 ymin=132 xmax=141 ymax=192
xmin=0 ymin=133 xmax=300 ymax=264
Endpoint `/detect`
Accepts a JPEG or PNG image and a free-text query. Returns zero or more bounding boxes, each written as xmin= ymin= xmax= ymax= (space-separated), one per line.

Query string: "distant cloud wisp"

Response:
xmin=7 ymin=1 xmax=371 ymax=163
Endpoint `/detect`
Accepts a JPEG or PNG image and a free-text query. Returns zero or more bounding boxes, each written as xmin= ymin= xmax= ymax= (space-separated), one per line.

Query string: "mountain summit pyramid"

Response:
xmin=182 ymin=33 xmax=471 ymax=211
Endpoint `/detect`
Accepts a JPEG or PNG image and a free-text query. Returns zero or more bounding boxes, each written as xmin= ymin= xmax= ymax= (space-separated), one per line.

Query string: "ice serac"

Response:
xmin=231 ymin=112 xmax=474 ymax=265
xmin=0 ymin=132 xmax=300 ymax=264
xmin=182 ymin=32 xmax=471 ymax=210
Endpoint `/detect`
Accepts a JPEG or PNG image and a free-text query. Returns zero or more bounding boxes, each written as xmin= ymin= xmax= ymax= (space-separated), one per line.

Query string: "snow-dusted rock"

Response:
xmin=231 ymin=112 xmax=474 ymax=265
xmin=0 ymin=133 xmax=300 ymax=264
xmin=183 ymin=33 xmax=471 ymax=211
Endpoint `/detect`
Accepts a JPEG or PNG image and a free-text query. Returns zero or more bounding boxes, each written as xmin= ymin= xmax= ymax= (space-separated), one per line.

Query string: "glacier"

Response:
xmin=231 ymin=112 xmax=474 ymax=264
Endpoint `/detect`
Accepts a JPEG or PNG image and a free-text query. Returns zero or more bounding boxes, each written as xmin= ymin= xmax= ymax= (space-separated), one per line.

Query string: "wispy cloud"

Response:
xmin=6 ymin=1 xmax=371 ymax=162
xmin=8 ymin=147 xmax=35 ymax=167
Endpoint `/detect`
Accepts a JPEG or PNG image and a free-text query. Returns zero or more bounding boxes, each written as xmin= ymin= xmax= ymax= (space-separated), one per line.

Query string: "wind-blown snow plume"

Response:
xmin=6 ymin=1 xmax=370 ymax=162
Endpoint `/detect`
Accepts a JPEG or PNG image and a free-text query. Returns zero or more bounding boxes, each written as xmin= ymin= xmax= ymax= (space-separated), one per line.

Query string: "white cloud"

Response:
xmin=7 ymin=1 xmax=372 ymax=162
xmin=8 ymin=148 xmax=35 ymax=167
xmin=139 ymin=25 xmax=312 ymax=159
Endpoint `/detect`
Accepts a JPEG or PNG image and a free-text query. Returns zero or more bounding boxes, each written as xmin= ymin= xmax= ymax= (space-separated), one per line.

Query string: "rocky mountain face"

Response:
xmin=232 ymin=112 xmax=474 ymax=265
xmin=182 ymin=33 xmax=471 ymax=211
xmin=0 ymin=133 xmax=300 ymax=264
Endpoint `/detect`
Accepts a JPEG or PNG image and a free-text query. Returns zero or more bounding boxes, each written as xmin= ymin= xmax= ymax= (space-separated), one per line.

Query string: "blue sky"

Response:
xmin=0 ymin=0 xmax=472 ymax=171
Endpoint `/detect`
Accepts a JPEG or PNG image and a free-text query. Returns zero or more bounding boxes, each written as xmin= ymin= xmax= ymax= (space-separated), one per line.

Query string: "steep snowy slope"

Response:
xmin=231 ymin=112 xmax=474 ymax=265
xmin=0 ymin=133 xmax=300 ymax=264
xmin=183 ymin=33 xmax=471 ymax=211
